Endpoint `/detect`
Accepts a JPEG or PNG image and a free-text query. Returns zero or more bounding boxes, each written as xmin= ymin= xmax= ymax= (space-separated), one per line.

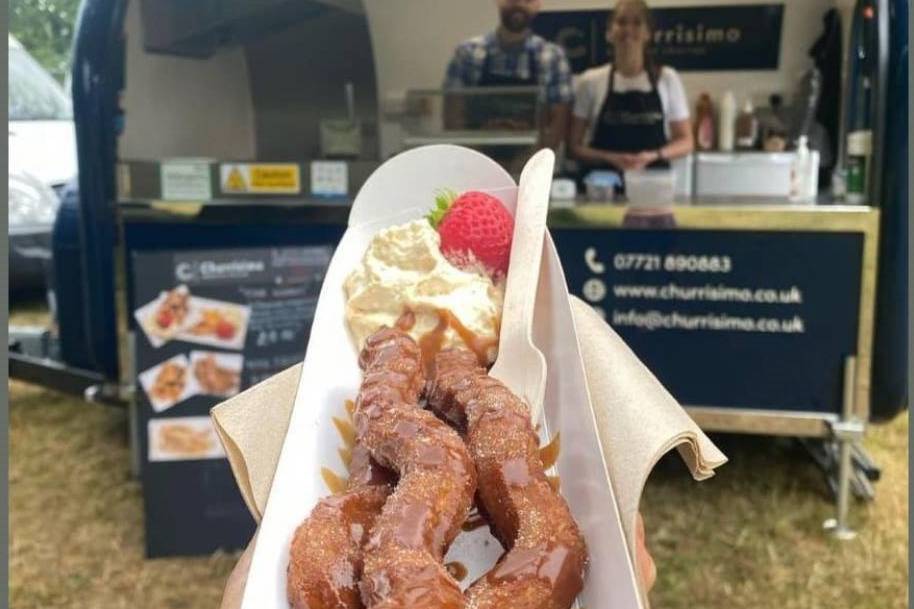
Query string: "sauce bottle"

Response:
xmin=735 ymin=99 xmax=759 ymax=150
xmin=694 ymin=93 xmax=716 ymax=151
xmin=846 ymin=130 xmax=872 ymax=204
xmin=718 ymin=91 xmax=737 ymax=151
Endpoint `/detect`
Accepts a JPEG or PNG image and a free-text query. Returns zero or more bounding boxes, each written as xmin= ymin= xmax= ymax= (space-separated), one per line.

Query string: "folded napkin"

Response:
xmin=212 ymin=295 xmax=726 ymax=605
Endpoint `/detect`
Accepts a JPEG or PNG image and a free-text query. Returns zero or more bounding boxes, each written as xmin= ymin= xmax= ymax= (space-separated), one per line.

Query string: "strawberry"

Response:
xmin=216 ymin=320 xmax=237 ymax=340
xmin=427 ymin=189 xmax=514 ymax=279
xmin=156 ymin=310 xmax=174 ymax=329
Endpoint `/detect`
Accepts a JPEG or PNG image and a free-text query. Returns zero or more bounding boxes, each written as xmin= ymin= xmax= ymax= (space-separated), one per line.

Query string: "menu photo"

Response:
xmin=148 ymin=416 xmax=226 ymax=462
xmin=134 ymin=285 xmax=199 ymax=349
xmin=176 ymin=295 xmax=251 ymax=351
xmin=138 ymin=354 xmax=198 ymax=413
xmin=190 ymin=350 xmax=243 ymax=398
xmin=134 ymin=285 xmax=251 ymax=351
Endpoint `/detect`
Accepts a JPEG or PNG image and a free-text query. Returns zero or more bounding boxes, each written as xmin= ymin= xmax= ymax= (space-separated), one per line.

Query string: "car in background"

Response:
xmin=9 ymin=171 xmax=62 ymax=291
xmin=8 ymin=35 xmax=77 ymax=292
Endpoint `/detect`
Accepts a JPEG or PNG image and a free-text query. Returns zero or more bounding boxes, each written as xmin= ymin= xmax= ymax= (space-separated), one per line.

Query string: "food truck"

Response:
xmin=8 ymin=0 xmax=907 ymax=555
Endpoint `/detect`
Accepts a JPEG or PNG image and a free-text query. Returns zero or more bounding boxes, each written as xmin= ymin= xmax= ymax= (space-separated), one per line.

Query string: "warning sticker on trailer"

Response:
xmin=219 ymin=163 xmax=301 ymax=195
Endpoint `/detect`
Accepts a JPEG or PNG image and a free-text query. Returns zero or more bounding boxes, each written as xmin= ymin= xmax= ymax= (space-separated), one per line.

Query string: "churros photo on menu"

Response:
xmin=138 ymin=354 xmax=197 ymax=413
xmin=148 ymin=417 xmax=225 ymax=462
xmin=190 ymin=351 xmax=243 ymax=397
xmin=134 ymin=285 xmax=196 ymax=348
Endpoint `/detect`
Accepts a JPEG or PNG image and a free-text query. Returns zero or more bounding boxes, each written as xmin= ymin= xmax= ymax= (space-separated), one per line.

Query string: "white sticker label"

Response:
xmin=160 ymin=160 xmax=212 ymax=201
xmin=310 ymin=161 xmax=348 ymax=197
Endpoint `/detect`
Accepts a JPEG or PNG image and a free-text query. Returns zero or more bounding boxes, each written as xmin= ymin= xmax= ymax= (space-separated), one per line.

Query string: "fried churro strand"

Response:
xmin=355 ymin=328 xmax=476 ymax=609
xmin=428 ymin=348 xmax=588 ymax=609
xmin=286 ymin=327 xmax=423 ymax=609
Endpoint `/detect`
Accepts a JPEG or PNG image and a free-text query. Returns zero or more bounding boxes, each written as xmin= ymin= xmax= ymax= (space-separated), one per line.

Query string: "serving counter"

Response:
xmin=122 ymin=197 xmax=880 ymax=437
xmin=116 ymin=191 xmax=880 ymax=554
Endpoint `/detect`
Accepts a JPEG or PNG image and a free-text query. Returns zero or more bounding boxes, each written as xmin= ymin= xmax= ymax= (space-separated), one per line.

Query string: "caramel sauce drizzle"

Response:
xmin=538 ymin=433 xmax=561 ymax=470
xmin=445 ymin=561 xmax=469 ymax=581
xmin=419 ymin=313 xmax=450 ymax=379
xmin=442 ymin=309 xmax=498 ymax=367
xmin=332 ymin=417 xmax=357 ymax=450
xmin=418 ymin=309 xmax=499 ymax=378
xmin=547 ymin=475 xmax=561 ymax=492
xmin=321 ymin=467 xmax=349 ymax=494
xmin=395 ymin=309 xmax=416 ymax=332
xmin=338 ymin=447 xmax=353 ymax=468
xmin=322 ymin=399 xmax=359 ymax=493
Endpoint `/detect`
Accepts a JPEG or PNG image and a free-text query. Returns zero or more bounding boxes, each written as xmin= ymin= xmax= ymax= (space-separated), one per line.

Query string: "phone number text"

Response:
xmin=612 ymin=253 xmax=733 ymax=273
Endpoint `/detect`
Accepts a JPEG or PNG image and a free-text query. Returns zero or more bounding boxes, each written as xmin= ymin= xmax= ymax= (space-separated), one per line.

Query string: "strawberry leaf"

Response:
xmin=427 ymin=188 xmax=458 ymax=229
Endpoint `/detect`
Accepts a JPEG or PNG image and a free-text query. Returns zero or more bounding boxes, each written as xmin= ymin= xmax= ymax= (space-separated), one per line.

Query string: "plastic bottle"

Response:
xmin=718 ymin=91 xmax=737 ymax=151
xmin=790 ymin=136 xmax=811 ymax=202
xmin=735 ymin=100 xmax=759 ymax=150
xmin=694 ymin=93 xmax=716 ymax=151
xmin=846 ymin=130 xmax=872 ymax=204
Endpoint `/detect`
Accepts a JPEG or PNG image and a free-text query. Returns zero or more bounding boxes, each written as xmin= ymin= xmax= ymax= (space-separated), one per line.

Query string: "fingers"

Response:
xmin=635 ymin=512 xmax=656 ymax=593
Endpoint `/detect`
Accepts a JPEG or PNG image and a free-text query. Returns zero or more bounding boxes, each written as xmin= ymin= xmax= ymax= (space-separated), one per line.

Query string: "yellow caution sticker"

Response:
xmin=220 ymin=163 xmax=301 ymax=195
xmin=224 ymin=167 xmax=247 ymax=192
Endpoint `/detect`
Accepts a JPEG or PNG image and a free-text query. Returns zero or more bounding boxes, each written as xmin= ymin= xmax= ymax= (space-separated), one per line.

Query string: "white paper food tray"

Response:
xmin=240 ymin=145 xmax=643 ymax=609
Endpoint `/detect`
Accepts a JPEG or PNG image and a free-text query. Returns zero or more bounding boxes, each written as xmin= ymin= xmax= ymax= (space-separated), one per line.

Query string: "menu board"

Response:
xmin=534 ymin=4 xmax=784 ymax=73
xmin=130 ymin=246 xmax=333 ymax=557
xmin=553 ymin=228 xmax=863 ymax=414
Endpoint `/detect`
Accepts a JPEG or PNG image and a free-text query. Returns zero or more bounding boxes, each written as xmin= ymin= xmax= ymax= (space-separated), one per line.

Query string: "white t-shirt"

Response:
xmin=573 ymin=64 xmax=690 ymax=142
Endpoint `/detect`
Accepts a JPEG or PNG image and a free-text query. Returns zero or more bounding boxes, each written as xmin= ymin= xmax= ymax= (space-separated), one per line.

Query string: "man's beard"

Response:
xmin=500 ymin=7 xmax=532 ymax=33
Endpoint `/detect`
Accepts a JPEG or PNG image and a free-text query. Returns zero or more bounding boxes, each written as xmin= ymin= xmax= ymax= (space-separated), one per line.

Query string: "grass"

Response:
xmin=9 ymin=381 xmax=241 ymax=609
xmin=642 ymin=418 xmax=908 ymax=608
xmin=9 ymin=299 xmax=908 ymax=608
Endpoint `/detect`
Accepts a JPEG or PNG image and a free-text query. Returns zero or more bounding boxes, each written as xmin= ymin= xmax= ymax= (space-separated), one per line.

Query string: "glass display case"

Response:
xmin=399 ymin=86 xmax=542 ymax=151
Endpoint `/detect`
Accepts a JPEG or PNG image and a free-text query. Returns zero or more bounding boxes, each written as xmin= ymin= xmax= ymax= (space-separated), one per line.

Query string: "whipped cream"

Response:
xmin=344 ymin=220 xmax=503 ymax=361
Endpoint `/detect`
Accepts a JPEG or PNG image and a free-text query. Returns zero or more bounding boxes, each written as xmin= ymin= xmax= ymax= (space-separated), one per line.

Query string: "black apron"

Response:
xmin=464 ymin=45 xmax=539 ymax=130
xmin=588 ymin=66 xmax=670 ymax=171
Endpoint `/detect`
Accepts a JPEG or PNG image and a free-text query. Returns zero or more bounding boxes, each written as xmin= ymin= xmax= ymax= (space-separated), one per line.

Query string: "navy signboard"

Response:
xmin=533 ymin=4 xmax=784 ymax=73
xmin=552 ymin=224 xmax=864 ymax=414
xmin=130 ymin=245 xmax=332 ymax=557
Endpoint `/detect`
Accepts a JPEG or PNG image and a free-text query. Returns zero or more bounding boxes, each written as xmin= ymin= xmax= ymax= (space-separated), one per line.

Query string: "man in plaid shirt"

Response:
xmin=443 ymin=0 xmax=573 ymax=150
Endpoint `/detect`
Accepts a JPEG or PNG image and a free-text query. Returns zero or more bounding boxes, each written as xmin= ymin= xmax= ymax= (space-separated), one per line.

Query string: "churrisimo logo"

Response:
xmin=175 ymin=258 xmax=265 ymax=282
xmin=653 ymin=23 xmax=743 ymax=45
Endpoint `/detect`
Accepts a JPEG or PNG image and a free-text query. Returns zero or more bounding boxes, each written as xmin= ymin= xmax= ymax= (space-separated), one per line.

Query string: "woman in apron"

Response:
xmin=567 ymin=0 xmax=693 ymax=188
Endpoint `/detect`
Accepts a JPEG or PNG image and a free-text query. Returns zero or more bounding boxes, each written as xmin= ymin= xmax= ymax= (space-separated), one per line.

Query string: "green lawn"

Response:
xmin=9 ymin=301 xmax=908 ymax=608
xmin=642 ymin=418 xmax=908 ymax=608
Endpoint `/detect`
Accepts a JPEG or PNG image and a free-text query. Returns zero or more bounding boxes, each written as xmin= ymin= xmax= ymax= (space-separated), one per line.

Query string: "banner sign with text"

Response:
xmin=130 ymin=245 xmax=333 ymax=557
xmin=533 ymin=4 xmax=784 ymax=73
xmin=552 ymin=227 xmax=862 ymax=413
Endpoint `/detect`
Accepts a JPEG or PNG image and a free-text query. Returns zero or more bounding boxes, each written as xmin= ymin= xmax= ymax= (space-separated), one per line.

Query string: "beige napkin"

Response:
xmin=212 ymin=294 xmax=726 ymax=600
xmin=569 ymin=297 xmax=727 ymax=546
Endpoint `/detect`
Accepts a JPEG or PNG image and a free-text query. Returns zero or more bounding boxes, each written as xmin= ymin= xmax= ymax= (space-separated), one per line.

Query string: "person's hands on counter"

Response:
xmin=602 ymin=150 xmax=660 ymax=172
xmin=220 ymin=512 xmax=658 ymax=608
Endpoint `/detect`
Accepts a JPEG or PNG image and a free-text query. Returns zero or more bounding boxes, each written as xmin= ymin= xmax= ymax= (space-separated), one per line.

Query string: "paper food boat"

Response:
xmin=240 ymin=145 xmax=644 ymax=609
